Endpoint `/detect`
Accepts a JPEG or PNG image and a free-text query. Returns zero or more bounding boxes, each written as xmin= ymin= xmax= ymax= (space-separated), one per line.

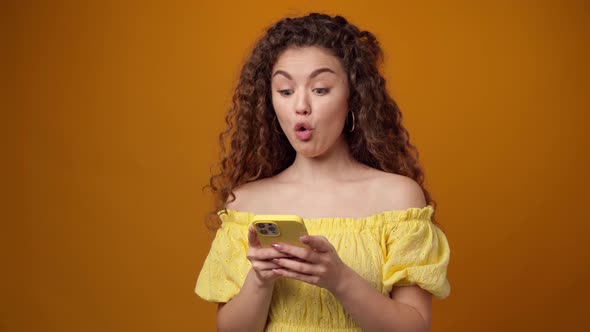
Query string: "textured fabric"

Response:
xmin=195 ymin=205 xmax=451 ymax=331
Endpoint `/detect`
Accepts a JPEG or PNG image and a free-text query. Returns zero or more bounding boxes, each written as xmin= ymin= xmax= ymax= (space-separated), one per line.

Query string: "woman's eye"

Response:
xmin=314 ymin=88 xmax=330 ymax=95
xmin=277 ymin=90 xmax=293 ymax=96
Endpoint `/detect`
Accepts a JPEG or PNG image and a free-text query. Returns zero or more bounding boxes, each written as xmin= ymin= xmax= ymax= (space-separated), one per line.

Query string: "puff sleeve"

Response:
xmin=382 ymin=207 xmax=451 ymax=299
xmin=195 ymin=211 xmax=251 ymax=303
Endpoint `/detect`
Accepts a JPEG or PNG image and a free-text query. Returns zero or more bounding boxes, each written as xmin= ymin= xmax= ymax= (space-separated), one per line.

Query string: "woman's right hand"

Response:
xmin=247 ymin=226 xmax=288 ymax=285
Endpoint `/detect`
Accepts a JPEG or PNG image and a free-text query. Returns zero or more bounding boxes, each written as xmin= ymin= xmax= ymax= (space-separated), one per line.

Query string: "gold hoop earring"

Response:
xmin=348 ymin=111 xmax=356 ymax=132
xmin=272 ymin=116 xmax=283 ymax=135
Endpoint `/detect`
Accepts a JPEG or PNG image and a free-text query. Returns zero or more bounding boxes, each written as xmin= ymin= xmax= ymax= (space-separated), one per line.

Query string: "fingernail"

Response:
xmin=271 ymin=243 xmax=282 ymax=250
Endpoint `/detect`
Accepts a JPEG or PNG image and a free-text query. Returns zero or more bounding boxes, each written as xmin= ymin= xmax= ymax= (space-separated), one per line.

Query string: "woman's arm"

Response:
xmin=216 ymin=269 xmax=275 ymax=332
xmin=330 ymin=266 xmax=432 ymax=332
xmin=216 ymin=227 xmax=288 ymax=332
xmin=272 ymin=236 xmax=432 ymax=332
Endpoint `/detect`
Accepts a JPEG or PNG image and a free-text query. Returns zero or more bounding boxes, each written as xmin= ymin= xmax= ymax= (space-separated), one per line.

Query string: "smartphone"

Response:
xmin=251 ymin=214 xmax=309 ymax=248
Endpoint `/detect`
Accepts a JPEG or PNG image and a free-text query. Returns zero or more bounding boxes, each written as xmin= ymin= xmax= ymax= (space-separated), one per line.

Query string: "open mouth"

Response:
xmin=294 ymin=124 xmax=313 ymax=141
xmin=294 ymin=122 xmax=312 ymax=132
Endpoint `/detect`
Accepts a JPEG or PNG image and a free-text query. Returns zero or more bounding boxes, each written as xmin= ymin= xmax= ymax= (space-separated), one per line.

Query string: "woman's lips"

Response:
xmin=295 ymin=129 xmax=312 ymax=141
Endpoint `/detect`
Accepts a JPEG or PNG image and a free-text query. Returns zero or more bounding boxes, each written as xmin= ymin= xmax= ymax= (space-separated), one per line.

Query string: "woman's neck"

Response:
xmin=280 ymin=135 xmax=369 ymax=185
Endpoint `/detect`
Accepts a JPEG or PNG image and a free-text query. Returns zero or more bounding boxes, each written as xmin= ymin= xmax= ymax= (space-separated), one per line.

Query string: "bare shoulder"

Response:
xmin=371 ymin=171 xmax=427 ymax=210
xmin=224 ymin=178 xmax=274 ymax=211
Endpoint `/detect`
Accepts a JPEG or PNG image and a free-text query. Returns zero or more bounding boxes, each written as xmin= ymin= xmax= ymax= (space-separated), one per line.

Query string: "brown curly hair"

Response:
xmin=203 ymin=12 xmax=438 ymax=230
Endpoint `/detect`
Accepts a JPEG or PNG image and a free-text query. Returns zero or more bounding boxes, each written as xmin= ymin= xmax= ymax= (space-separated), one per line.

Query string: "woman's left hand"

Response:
xmin=270 ymin=235 xmax=351 ymax=293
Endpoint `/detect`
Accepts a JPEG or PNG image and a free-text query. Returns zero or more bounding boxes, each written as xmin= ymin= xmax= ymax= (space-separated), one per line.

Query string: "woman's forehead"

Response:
xmin=272 ymin=46 xmax=344 ymax=77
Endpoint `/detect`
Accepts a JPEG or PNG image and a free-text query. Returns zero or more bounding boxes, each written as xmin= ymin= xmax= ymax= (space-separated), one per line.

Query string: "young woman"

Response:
xmin=195 ymin=12 xmax=450 ymax=332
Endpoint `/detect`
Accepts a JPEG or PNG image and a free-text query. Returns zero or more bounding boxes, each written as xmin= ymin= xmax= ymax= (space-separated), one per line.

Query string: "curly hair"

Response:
xmin=203 ymin=12 xmax=438 ymax=230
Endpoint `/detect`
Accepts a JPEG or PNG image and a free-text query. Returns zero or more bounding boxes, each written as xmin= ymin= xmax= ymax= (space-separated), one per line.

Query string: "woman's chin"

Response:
xmin=294 ymin=145 xmax=325 ymax=158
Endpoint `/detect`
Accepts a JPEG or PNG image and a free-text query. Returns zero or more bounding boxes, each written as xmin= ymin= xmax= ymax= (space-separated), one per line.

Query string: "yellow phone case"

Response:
xmin=251 ymin=214 xmax=309 ymax=248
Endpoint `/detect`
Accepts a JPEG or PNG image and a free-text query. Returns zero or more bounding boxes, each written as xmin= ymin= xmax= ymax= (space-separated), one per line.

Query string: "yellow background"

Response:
xmin=4 ymin=0 xmax=589 ymax=331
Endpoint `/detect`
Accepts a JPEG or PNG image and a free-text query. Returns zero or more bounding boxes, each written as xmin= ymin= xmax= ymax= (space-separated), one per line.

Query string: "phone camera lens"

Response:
xmin=268 ymin=226 xmax=277 ymax=234
xmin=260 ymin=229 xmax=268 ymax=234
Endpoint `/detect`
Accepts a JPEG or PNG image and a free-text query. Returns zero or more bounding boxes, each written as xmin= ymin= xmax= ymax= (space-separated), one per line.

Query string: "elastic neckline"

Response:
xmin=217 ymin=205 xmax=434 ymax=224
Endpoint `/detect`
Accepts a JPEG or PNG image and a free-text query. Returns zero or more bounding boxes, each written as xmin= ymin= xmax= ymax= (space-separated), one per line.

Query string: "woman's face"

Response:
xmin=271 ymin=46 xmax=350 ymax=157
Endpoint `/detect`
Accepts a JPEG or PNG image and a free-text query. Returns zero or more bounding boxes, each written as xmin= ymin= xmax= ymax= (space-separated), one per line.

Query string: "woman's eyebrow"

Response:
xmin=272 ymin=67 xmax=336 ymax=80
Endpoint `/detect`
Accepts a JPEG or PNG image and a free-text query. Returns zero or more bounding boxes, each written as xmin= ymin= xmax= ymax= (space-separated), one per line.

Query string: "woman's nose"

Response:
xmin=295 ymin=91 xmax=311 ymax=115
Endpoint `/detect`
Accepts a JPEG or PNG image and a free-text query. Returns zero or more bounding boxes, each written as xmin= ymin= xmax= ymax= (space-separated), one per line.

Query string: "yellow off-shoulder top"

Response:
xmin=195 ymin=205 xmax=451 ymax=332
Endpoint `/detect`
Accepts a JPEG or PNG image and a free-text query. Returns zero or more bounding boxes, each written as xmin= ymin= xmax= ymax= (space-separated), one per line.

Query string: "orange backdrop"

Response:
xmin=4 ymin=0 xmax=589 ymax=331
